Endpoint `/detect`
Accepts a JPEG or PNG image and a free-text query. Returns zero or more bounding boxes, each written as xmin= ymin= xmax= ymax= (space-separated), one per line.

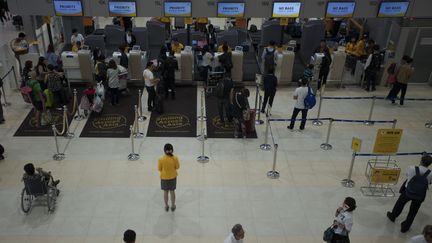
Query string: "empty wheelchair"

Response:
xmin=21 ymin=177 xmax=59 ymax=213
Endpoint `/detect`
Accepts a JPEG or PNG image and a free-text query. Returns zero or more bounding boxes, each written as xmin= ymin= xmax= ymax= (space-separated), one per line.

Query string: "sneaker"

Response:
xmin=386 ymin=212 xmax=395 ymax=222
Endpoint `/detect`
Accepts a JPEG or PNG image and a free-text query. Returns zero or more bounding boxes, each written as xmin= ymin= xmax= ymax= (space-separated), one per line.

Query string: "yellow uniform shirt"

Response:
xmin=217 ymin=45 xmax=232 ymax=53
xmin=71 ymin=45 xmax=80 ymax=53
xmin=158 ymin=155 xmax=180 ymax=180
xmin=171 ymin=43 xmax=184 ymax=54
xmin=345 ymin=42 xmax=356 ymax=55
xmin=196 ymin=17 xmax=208 ymax=24
xmin=159 ymin=17 xmax=171 ymax=24
xmin=353 ymin=40 xmax=366 ymax=57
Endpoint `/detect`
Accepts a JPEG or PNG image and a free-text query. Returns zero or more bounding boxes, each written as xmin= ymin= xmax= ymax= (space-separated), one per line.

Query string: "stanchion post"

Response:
xmin=196 ymin=127 xmax=209 ymax=163
xmin=426 ymin=120 xmax=432 ymax=129
xmin=138 ymin=89 xmax=147 ymax=122
xmin=313 ymin=94 xmax=324 ymax=126
xmin=341 ymin=152 xmax=356 ymax=188
xmin=12 ymin=66 xmax=20 ymax=91
xmin=364 ymin=96 xmax=376 ymax=126
xmin=128 ymin=125 xmax=140 ymax=161
xmin=392 ymin=119 xmax=397 ymax=129
xmin=260 ymin=115 xmax=272 ymax=151
xmin=73 ymin=89 xmax=85 ymax=121
xmin=320 ymin=118 xmax=333 ymax=150
xmin=267 ymin=144 xmax=280 ymax=179
xmin=197 ymin=89 xmax=207 ymax=121
xmin=52 ymin=125 xmax=65 ymax=161
xmin=1 ymin=85 xmax=11 ymax=107
xmin=133 ymin=105 xmax=144 ymax=138
xmin=255 ymin=95 xmax=264 ymax=125
xmin=63 ymin=105 xmax=74 ymax=139
xmin=254 ymin=84 xmax=259 ymax=113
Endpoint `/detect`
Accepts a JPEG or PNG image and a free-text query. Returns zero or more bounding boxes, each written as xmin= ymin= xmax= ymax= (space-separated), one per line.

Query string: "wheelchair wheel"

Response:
xmin=47 ymin=187 xmax=57 ymax=212
xmin=21 ymin=188 xmax=32 ymax=213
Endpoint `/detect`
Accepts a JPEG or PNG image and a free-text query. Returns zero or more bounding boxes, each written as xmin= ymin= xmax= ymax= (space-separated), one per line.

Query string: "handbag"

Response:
xmin=386 ymin=74 xmax=397 ymax=84
xmin=323 ymin=226 xmax=335 ymax=242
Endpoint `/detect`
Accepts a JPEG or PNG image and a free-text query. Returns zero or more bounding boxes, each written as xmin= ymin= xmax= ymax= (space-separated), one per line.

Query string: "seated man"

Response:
xmin=22 ymin=163 xmax=60 ymax=188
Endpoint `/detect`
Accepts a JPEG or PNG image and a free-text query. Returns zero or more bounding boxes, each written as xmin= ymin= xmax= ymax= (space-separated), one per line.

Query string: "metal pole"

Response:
xmin=1 ymin=85 xmax=11 ymax=107
xmin=52 ymin=125 xmax=65 ymax=161
xmin=312 ymin=94 xmax=324 ymax=126
xmin=197 ymin=89 xmax=206 ymax=121
xmin=392 ymin=119 xmax=397 ymax=129
xmin=260 ymin=115 xmax=272 ymax=151
xmin=320 ymin=118 xmax=333 ymax=150
xmin=341 ymin=152 xmax=356 ymax=188
xmin=255 ymin=95 xmax=264 ymax=125
xmin=138 ymin=89 xmax=147 ymax=122
xmin=12 ymin=66 xmax=19 ymax=91
xmin=254 ymin=84 xmax=259 ymax=113
xmin=267 ymin=144 xmax=280 ymax=179
xmin=73 ymin=89 xmax=85 ymax=121
xmin=364 ymin=96 xmax=376 ymax=126
xmin=128 ymin=125 xmax=140 ymax=161
xmin=426 ymin=121 xmax=432 ymax=129
xmin=133 ymin=105 xmax=144 ymax=138
xmin=63 ymin=105 xmax=74 ymax=139
xmin=197 ymin=127 xmax=209 ymax=163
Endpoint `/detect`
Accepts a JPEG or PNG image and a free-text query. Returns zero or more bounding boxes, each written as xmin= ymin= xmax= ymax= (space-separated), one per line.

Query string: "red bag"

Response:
xmin=20 ymin=86 xmax=33 ymax=104
xmin=386 ymin=74 xmax=397 ymax=84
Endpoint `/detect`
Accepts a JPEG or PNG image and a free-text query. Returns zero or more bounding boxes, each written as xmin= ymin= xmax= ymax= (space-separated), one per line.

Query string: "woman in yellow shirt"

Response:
xmin=158 ymin=143 xmax=180 ymax=212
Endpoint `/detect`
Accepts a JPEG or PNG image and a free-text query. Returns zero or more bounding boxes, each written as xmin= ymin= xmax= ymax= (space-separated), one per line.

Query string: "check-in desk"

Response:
xmin=275 ymin=51 xmax=295 ymax=84
xmin=212 ymin=50 xmax=244 ymax=82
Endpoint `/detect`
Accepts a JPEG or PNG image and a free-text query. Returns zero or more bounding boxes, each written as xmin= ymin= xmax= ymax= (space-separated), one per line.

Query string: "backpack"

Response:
xmin=216 ymin=81 xmax=225 ymax=98
xmin=370 ymin=53 xmax=382 ymax=70
xmin=264 ymin=48 xmax=276 ymax=70
xmin=303 ymin=86 xmax=316 ymax=109
xmin=249 ymin=24 xmax=258 ymax=33
xmin=405 ymin=166 xmax=431 ymax=201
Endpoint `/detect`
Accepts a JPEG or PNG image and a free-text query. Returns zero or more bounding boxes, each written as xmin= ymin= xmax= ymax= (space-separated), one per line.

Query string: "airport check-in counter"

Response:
xmin=275 ymin=51 xmax=295 ymax=84
xmin=328 ymin=50 xmax=346 ymax=83
xmin=167 ymin=47 xmax=193 ymax=84
xmin=62 ymin=51 xmax=82 ymax=81
xmin=112 ymin=50 xmax=148 ymax=80
xmin=211 ymin=50 xmax=244 ymax=82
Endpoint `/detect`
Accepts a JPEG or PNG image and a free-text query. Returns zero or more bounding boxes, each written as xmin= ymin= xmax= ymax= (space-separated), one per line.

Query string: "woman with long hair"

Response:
xmin=35 ymin=56 xmax=48 ymax=90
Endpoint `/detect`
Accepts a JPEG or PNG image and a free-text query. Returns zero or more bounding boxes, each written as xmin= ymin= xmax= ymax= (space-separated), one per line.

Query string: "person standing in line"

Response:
xmin=45 ymin=44 xmax=59 ymax=70
xmin=118 ymin=45 xmax=129 ymax=69
xmin=261 ymin=40 xmax=277 ymax=75
xmin=107 ymin=60 xmax=120 ymax=106
xmin=224 ymin=224 xmax=245 ymax=243
xmin=408 ymin=225 xmax=432 ymax=243
xmin=387 ymin=55 xmax=414 ymax=106
xmin=216 ymin=77 xmax=233 ymax=124
xmin=302 ymin=64 xmax=314 ymax=83
xmin=364 ymin=45 xmax=381 ymax=92
xmin=318 ymin=49 xmax=332 ymax=92
xmin=287 ymin=79 xmax=311 ymax=131
xmin=95 ymin=55 xmax=107 ymax=84
xmin=200 ymin=45 xmax=214 ymax=91
xmin=261 ymin=67 xmax=277 ymax=113
xmin=387 ymin=154 xmax=432 ymax=233
xmin=331 ymin=197 xmax=356 ymax=243
xmin=161 ymin=50 xmax=178 ymax=100
xmin=143 ymin=62 xmax=160 ymax=111
xmin=46 ymin=64 xmax=66 ymax=109
xmin=218 ymin=45 xmax=233 ymax=78
xmin=158 ymin=143 xmax=179 ymax=212
xmin=35 ymin=56 xmax=48 ymax=90
xmin=27 ymin=72 xmax=44 ymax=127
xmin=231 ymin=88 xmax=250 ymax=138
xmin=123 ymin=229 xmax=136 ymax=243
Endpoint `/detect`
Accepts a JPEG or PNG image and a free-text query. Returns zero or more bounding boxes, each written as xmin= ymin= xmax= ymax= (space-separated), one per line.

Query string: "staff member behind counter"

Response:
xmin=170 ymin=38 xmax=184 ymax=54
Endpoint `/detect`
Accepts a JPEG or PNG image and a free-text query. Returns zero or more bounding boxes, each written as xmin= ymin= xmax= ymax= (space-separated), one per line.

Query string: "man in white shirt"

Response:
xmin=143 ymin=62 xmax=159 ymax=111
xmin=224 ymin=224 xmax=244 ymax=243
xmin=287 ymin=79 xmax=311 ymax=131
xmin=387 ymin=154 xmax=432 ymax=233
xmin=70 ymin=28 xmax=85 ymax=46
xmin=408 ymin=225 xmax=432 ymax=243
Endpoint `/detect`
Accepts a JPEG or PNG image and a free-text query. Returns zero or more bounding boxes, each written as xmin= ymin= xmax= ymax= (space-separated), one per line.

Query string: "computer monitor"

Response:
xmin=272 ymin=2 xmax=301 ymax=18
xmin=164 ymin=2 xmax=192 ymax=17
xmin=217 ymin=2 xmax=245 ymax=18
xmin=108 ymin=1 xmax=137 ymax=17
xmin=377 ymin=1 xmax=409 ymax=18
xmin=53 ymin=0 xmax=83 ymax=16
xmin=326 ymin=2 xmax=356 ymax=18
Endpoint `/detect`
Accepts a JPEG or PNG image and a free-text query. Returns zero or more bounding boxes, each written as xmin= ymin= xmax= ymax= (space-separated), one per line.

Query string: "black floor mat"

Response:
xmin=293 ymin=52 xmax=306 ymax=82
xmin=243 ymin=51 xmax=261 ymax=81
xmin=79 ymin=88 xmax=138 ymax=138
xmin=205 ymin=94 xmax=257 ymax=139
xmin=146 ymin=87 xmax=197 ymax=137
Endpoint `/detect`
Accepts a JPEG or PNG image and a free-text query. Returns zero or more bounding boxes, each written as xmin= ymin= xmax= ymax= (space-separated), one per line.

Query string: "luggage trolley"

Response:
xmin=206 ymin=69 xmax=225 ymax=94
xmin=360 ymin=157 xmax=401 ymax=197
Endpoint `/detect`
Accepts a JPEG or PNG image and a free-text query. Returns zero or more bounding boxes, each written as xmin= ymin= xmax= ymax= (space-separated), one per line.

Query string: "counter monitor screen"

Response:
xmin=108 ymin=1 xmax=137 ymax=17
xmin=326 ymin=2 xmax=356 ymax=18
xmin=53 ymin=0 xmax=83 ymax=16
xmin=217 ymin=2 xmax=245 ymax=17
xmin=164 ymin=2 xmax=192 ymax=17
xmin=272 ymin=2 xmax=301 ymax=18
xmin=378 ymin=1 xmax=409 ymax=17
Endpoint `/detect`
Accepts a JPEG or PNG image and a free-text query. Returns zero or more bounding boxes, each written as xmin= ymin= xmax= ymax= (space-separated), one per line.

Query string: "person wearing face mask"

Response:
xmin=224 ymin=224 xmax=245 ymax=243
xmin=158 ymin=143 xmax=180 ymax=212
xmin=331 ymin=197 xmax=356 ymax=243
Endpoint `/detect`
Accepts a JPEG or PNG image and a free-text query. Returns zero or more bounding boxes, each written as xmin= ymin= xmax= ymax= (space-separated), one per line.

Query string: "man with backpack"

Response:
xmin=218 ymin=45 xmax=233 ymax=78
xmin=161 ymin=50 xmax=178 ymax=100
xmin=216 ymin=77 xmax=233 ymax=124
xmin=387 ymin=154 xmax=432 ymax=233
xmin=287 ymin=79 xmax=314 ymax=131
xmin=364 ymin=45 xmax=382 ymax=92
xmin=262 ymin=40 xmax=277 ymax=74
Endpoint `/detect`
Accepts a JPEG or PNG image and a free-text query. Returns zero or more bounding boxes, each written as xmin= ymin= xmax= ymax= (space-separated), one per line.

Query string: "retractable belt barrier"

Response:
xmin=0 ymin=66 xmax=20 ymax=107
xmin=321 ymin=96 xmax=432 ymax=101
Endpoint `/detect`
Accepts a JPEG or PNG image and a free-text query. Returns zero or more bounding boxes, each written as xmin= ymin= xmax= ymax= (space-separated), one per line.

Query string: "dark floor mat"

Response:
xmin=243 ymin=51 xmax=261 ymax=81
xmin=205 ymin=94 xmax=257 ymax=139
xmin=293 ymin=52 xmax=306 ymax=82
xmin=146 ymin=87 xmax=197 ymax=137
xmin=79 ymin=88 xmax=139 ymax=138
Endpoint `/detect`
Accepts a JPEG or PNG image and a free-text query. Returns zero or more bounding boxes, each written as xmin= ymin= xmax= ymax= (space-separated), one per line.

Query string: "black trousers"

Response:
xmin=217 ymin=98 xmax=232 ymax=123
xmin=109 ymin=87 xmax=119 ymax=105
xmin=389 ymin=192 xmax=422 ymax=231
xmin=288 ymin=107 xmax=308 ymax=130
xmin=163 ymin=77 xmax=176 ymax=99
xmin=331 ymin=234 xmax=350 ymax=243
xmin=262 ymin=91 xmax=275 ymax=112
xmin=387 ymin=82 xmax=408 ymax=105
xmin=365 ymin=70 xmax=377 ymax=91
xmin=52 ymin=90 xmax=67 ymax=108
xmin=318 ymin=69 xmax=329 ymax=91
xmin=146 ymin=86 xmax=156 ymax=110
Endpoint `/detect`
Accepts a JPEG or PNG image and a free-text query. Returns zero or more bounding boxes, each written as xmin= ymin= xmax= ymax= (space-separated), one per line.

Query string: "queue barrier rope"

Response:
xmin=354 ymin=152 xmax=430 ymax=157
xmin=268 ymin=118 xmax=394 ymax=124
xmin=322 ymin=96 xmax=432 ymax=101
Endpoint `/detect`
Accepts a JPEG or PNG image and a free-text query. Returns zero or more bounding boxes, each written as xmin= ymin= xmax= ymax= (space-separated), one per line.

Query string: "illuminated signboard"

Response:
xmin=53 ymin=0 xmax=83 ymax=16
xmin=217 ymin=2 xmax=245 ymax=18
xmin=108 ymin=1 xmax=137 ymax=17
xmin=378 ymin=2 xmax=409 ymax=17
xmin=164 ymin=2 xmax=192 ymax=17
xmin=272 ymin=2 xmax=301 ymax=18
xmin=326 ymin=2 xmax=356 ymax=18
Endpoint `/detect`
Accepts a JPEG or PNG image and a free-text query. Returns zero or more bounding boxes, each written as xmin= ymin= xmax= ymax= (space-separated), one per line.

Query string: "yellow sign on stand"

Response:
xmin=351 ymin=137 xmax=362 ymax=151
xmin=279 ymin=18 xmax=289 ymax=26
xmin=370 ymin=167 xmax=401 ymax=184
xmin=373 ymin=129 xmax=403 ymax=154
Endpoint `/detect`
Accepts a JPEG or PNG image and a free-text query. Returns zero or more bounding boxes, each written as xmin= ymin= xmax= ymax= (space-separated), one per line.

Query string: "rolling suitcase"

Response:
xmin=245 ymin=109 xmax=256 ymax=134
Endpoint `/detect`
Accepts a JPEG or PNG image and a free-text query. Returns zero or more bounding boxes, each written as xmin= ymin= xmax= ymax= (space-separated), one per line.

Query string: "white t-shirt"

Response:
xmin=71 ymin=33 xmax=85 ymax=45
xmin=201 ymin=52 xmax=213 ymax=67
xmin=294 ymin=86 xmax=311 ymax=109
xmin=334 ymin=211 xmax=353 ymax=236
xmin=107 ymin=68 xmax=120 ymax=88
xmin=224 ymin=233 xmax=243 ymax=243
xmin=143 ymin=69 xmax=155 ymax=87
xmin=404 ymin=165 xmax=432 ymax=188
xmin=408 ymin=235 xmax=427 ymax=243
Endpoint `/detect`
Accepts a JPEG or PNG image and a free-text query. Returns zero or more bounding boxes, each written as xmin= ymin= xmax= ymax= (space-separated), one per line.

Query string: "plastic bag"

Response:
xmin=91 ymin=95 xmax=103 ymax=113
xmin=96 ymin=82 xmax=105 ymax=100
xmin=43 ymin=89 xmax=54 ymax=108
xmin=79 ymin=95 xmax=91 ymax=110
